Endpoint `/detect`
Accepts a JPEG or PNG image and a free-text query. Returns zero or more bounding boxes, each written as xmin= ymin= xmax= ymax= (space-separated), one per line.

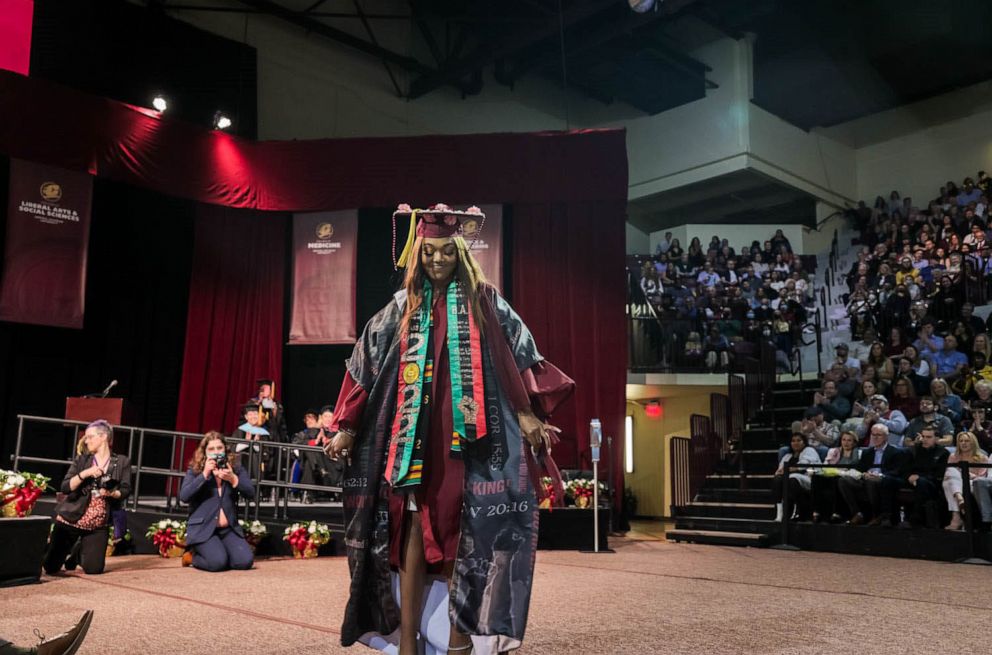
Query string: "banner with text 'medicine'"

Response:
xmin=289 ymin=210 xmax=358 ymax=345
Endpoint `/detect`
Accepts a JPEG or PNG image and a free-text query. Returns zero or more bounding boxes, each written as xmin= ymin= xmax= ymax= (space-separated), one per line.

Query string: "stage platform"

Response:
xmin=783 ymin=522 xmax=992 ymax=563
xmin=3 ymin=526 xmax=991 ymax=654
xmin=29 ymin=498 xmax=610 ymax=555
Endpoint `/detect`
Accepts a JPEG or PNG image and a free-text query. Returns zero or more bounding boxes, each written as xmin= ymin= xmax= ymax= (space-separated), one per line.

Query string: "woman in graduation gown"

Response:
xmin=326 ymin=204 xmax=574 ymax=655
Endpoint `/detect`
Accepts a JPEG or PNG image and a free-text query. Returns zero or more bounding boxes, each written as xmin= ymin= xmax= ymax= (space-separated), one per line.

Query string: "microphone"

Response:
xmin=100 ymin=379 xmax=118 ymax=398
xmin=589 ymin=418 xmax=602 ymax=463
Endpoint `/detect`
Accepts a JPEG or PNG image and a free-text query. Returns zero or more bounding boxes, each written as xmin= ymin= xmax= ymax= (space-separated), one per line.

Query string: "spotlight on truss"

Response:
xmin=213 ymin=111 xmax=232 ymax=130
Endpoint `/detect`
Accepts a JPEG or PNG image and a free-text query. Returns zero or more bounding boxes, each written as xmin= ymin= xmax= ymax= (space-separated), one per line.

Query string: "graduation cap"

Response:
xmin=242 ymin=401 xmax=261 ymax=415
xmin=393 ymin=203 xmax=486 ymax=269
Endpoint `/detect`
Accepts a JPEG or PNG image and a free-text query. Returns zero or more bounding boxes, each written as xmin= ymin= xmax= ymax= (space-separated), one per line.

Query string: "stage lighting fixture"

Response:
xmin=152 ymin=95 xmax=168 ymax=112
xmin=213 ymin=111 xmax=232 ymax=130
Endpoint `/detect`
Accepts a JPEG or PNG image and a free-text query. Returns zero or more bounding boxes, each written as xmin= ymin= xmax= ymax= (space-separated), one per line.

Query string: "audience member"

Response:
xmin=811 ymin=431 xmax=862 ymax=523
xmin=855 ymin=395 xmax=907 ymax=447
xmin=930 ymin=378 xmax=963 ymax=424
xmin=904 ymin=396 xmax=955 ymax=447
xmin=838 ymin=424 xmax=910 ymax=527
xmin=773 ymin=433 xmax=821 ymax=522
xmin=905 ymin=426 xmax=949 ymax=528
xmin=943 ymin=431 xmax=989 ymax=530
xmin=812 ymin=380 xmax=851 ymax=422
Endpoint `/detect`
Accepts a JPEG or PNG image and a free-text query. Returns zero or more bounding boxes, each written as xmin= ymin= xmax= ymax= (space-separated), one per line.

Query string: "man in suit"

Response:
xmin=905 ymin=426 xmax=949 ymax=528
xmin=838 ymin=423 xmax=910 ymax=527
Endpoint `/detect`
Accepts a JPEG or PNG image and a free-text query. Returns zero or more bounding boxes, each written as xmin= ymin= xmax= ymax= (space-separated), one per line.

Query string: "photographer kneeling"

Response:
xmin=180 ymin=431 xmax=255 ymax=572
xmin=44 ymin=420 xmax=132 ymax=575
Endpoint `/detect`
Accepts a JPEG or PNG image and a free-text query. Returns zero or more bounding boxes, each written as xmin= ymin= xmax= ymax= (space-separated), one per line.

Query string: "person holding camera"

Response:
xmin=43 ymin=420 xmax=131 ymax=575
xmin=179 ymin=431 xmax=255 ymax=572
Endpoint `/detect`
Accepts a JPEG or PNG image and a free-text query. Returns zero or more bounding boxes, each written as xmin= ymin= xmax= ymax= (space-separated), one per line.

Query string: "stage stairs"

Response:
xmin=667 ymin=378 xmax=819 ymax=548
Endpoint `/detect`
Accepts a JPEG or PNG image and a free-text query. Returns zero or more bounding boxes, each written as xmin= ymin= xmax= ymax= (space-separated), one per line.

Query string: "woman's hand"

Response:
xmin=202 ymin=457 xmax=217 ymax=479
xmin=325 ymin=432 xmax=355 ymax=464
xmin=216 ymin=466 xmax=239 ymax=487
xmin=518 ymin=410 xmax=550 ymax=453
xmin=98 ymin=488 xmax=121 ymax=499
xmin=80 ymin=465 xmax=104 ymax=480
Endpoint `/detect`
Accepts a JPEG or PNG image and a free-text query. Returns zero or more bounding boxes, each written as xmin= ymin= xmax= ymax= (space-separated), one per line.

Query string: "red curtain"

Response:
xmin=0 ymin=71 xmax=627 ymax=211
xmin=511 ymin=201 xmax=628 ymax=504
xmin=174 ymin=204 xmax=286 ymax=437
xmin=0 ymin=70 xmax=630 ymax=501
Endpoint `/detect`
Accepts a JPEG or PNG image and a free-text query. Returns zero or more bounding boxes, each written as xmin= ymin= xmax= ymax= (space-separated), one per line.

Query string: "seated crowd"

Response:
xmin=775 ymin=171 xmax=992 ymax=530
xmin=629 ymin=229 xmax=815 ymax=371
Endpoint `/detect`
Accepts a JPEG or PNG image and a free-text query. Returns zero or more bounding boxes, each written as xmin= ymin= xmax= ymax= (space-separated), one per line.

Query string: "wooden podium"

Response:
xmin=65 ymin=397 xmax=123 ymax=425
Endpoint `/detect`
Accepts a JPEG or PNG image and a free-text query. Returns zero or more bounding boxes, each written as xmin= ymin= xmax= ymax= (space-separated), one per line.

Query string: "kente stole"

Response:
xmin=385 ymin=281 xmax=487 ymax=488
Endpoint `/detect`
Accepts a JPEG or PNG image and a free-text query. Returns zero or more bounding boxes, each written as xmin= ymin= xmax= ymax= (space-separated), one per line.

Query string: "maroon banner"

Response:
xmin=0 ymin=1 xmax=33 ymax=75
xmin=468 ymin=204 xmax=503 ymax=292
xmin=289 ymin=210 xmax=358 ymax=345
xmin=0 ymin=159 xmax=92 ymax=328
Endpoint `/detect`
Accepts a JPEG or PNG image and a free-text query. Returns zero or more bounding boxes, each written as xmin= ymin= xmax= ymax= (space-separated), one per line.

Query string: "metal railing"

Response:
xmin=686 ymin=414 xmax=722 ymax=504
xmin=669 ymin=436 xmax=691 ymax=512
xmin=11 ymin=415 xmax=343 ymax=524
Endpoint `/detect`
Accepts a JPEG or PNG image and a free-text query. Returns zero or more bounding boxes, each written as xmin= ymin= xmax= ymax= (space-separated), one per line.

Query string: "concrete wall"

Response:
xmin=160 ymin=0 xmax=619 ymax=140
xmin=854 ymin=108 xmax=992 ymax=205
xmin=623 ymin=38 xmax=751 ymax=201
xmin=626 ymin=223 xmax=650 ymax=255
xmin=747 ymin=106 xmax=857 ymax=208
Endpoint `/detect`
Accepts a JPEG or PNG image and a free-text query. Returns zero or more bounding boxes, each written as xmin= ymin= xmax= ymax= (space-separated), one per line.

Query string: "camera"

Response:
xmin=97 ymin=475 xmax=119 ymax=491
xmin=210 ymin=452 xmax=228 ymax=469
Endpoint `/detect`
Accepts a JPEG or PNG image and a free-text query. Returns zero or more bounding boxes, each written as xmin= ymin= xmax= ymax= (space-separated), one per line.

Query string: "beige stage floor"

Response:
xmin=3 ymin=525 xmax=989 ymax=654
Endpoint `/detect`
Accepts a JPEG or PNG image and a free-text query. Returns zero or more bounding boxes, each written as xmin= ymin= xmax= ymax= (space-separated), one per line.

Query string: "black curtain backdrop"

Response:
xmin=283 ymin=208 xmax=394 ymax=434
xmin=0 ymin=164 xmax=194 ymax=488
xmin=31 ymin=0 xmax=258 ymax=138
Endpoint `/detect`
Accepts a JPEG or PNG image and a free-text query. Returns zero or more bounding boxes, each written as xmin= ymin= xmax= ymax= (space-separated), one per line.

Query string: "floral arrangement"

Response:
xmin=145 ymin=519 xmax=187 ymax=557
xmin=239 ymin=519 xmax=268 ymax=547
xmin=564 ymin=478 xmax=608 ymax=508
xmin=283 ymin=520 xmax=331 ymax=558
xmin=106 ymin=525 xmax=133 ymax=557
xmin=539 ymin=476 xmax=557 ymax=509
xmin=0 ymin=469 xmax=49 ymax=517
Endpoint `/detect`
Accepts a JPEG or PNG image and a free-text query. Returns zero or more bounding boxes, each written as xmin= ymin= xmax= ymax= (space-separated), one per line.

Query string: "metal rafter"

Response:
xmin=351 ymin=0 xmax=402 ymax=96
xmin=410 ymin=0 xmax=444 ymax=66
xmin=234 ymin=0 xmax=431 ymax=74
xmin=407 ymin=0 xmax=622 ymax=100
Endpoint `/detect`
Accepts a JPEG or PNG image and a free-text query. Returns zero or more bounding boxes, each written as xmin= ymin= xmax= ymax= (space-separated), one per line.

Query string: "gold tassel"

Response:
xmin=396 ymin=210 xmax=418 ymax=269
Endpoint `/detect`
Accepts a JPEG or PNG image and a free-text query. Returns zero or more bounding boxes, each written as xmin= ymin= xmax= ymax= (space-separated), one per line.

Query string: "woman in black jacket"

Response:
xmin=43 ymin=420 xmax=131 ymax=575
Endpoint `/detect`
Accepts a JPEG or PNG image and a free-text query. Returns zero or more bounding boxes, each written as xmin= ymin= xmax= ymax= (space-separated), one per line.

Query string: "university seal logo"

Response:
xmin=40 ymin=182 xmax=62 ymax=203
xmin=316 ymin=223 xmax=334 ymax=240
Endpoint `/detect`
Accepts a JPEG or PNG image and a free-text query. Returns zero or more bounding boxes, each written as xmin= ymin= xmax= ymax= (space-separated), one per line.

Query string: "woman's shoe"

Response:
xmin=181 ymin=550 xmax=193 ymax=567
xmin=955 ymin=492 xmax=966 ymax=516
xmin=946 ymin=512 xmax=964 ymax=531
